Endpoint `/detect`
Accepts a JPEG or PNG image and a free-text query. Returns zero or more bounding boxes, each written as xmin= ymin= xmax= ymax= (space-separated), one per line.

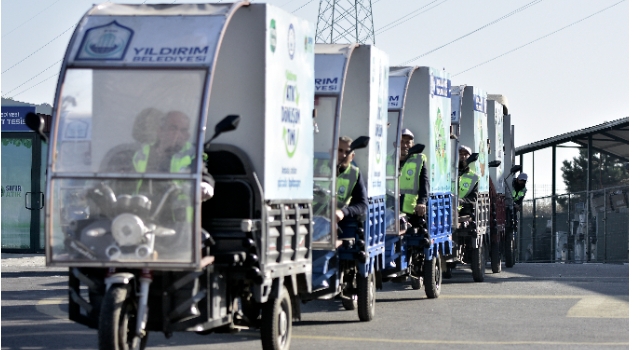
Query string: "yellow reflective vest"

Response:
xmin=336 ymin=164 xmax=359 ymax=208
xmin=132 ymin=142 xmax=194 ymax=221
xmin=399 ymin=153 xmax=426 ymax=214
xmin=458 ymin=169 xmax=479 ymax=199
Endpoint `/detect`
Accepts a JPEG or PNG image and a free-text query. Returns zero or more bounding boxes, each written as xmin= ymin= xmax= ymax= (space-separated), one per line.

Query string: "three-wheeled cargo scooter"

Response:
xmin=445 ymin=85 xmax=491 ymax=282
xmin=28 ymin=3 xmax=315 ymax=350
xmin=381 ymin=66 xmax=455 ymax=297
xmin=302 ymin=43 xmax=388 ymax=321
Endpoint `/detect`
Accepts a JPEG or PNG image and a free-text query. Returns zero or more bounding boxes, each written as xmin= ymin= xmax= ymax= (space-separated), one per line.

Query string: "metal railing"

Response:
xmin=518 ymin=185 xmax=628 ymax=263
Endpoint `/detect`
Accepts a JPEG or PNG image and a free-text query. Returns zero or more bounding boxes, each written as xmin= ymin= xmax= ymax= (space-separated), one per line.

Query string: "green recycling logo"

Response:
xmin=269 ymin=19 xmax=277 ymax=53
xmin=282 ymin=70 xmax=301 ymax=158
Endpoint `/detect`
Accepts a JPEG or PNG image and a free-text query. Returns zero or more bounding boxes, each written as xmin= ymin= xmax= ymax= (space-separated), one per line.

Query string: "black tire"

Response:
xmin=491 ymin=243 xmax=502 ymax=273
xmin=356 ymin=269 xmax=375 ymax=321
xmin=505 ymin=234 xmax=515 ymax=268
xmin=341 ymin=294 xmax=357 ymax=310
xmin=410 ymin=276 xmax=424 ymax=290
xmin=424 ymin=253 xmax=441 ymax=298
xmin=98 ymin=285 xmax=148 ymax=350
xmin=442 ymin=262 xmax=453 ymax=279
xmin=261 ymin=288 xmax=293 ymax=350
xmin=471 ymin=243 xmax=485 ymax=282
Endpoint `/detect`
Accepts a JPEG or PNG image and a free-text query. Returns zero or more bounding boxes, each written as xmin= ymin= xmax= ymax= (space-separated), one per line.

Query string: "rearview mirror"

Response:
xmin=207 ymin=115 xmax=240 ymax=144
xmin=489 ymin=160 xmax=501 ymax=168
xmin=467 ymin=153 xmax=479 ymax=164
xmin=407 ymin=144 xmax=425 ymax=157
xmin=25 ymin=112 xmax=48 ymax=143
xmin=510 ymin=165 xmax=522 ymax=174
xmin=349 ymin=136 xmax=370 ymax=151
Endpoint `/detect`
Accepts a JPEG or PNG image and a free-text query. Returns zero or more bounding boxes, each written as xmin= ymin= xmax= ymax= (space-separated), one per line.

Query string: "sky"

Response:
xmin=0 ymin=0 xmax=631 ymax=193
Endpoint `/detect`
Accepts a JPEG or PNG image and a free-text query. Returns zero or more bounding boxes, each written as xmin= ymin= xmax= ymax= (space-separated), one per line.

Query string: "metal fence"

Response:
xmin=518 ymin=185 xmax=629 ymax=263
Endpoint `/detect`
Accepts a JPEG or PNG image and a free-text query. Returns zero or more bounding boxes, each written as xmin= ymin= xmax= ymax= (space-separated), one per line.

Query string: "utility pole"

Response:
xmin=315 ymin=0 xmax=376 ymax=44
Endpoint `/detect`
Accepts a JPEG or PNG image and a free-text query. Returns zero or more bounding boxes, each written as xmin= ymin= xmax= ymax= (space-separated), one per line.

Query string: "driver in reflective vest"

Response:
xmin=398 ymin=128 xmax=429 ymax=218
xmin=457 ymin=145 xmax=479 ymax=216
xmin=511 ymin=172 xmax=528 ymax=211
xmin=335 ymin=136 xmax=368 ymax=224
xmin=132 ymin=111 xmax=215 ymax=221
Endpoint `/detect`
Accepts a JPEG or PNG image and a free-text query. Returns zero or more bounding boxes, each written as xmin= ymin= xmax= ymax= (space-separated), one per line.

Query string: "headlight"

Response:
xmin=111 ymin=213 xmax=147 ymax=246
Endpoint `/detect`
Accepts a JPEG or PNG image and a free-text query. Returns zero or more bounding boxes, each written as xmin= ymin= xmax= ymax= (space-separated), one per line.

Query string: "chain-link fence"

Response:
xmin=518 ymin=185 xmax=628 ymax=263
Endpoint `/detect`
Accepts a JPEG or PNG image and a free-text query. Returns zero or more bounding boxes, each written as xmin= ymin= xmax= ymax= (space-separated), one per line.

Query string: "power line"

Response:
xmin=2 ymin=0 xmax=64 ymax=38
xmin=377 ymin=0 xmax=447 ymax=34
xmin=2 ymin=24 xmax=76 ymax=75
xmin=293 ymin=0 xmax=315 ymax=13
xmin=401 ymin=0 xmax=543 ymax=65
xmin=2 ymin=60 xmax=62 ymax=98
xmin=9 ymin=73 xmax=59 ymax=99
xmin=452 ymin=0 xmax=626 ymax=77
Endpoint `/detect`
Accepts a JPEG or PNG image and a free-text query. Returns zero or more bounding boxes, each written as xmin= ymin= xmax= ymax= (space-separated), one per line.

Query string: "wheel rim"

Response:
xmin=277 ymin=304 xmax=289 ymax=347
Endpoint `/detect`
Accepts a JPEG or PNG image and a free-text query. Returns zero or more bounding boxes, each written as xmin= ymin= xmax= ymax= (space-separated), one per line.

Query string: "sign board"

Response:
xmin=263 ymin=5 xmax=315 ymax=200
xmin=488 ymin=100 xmax=505 ymax=193
xmin=314 ymin=54 xmax=346 ymax=94
xmin=428 ymin=68 xmax=451 ymax=193
xmin=388 ymin=75 xmax=407 ymax=111
xmin=367 ymin=46 xmax=389 ymax=197
xmin=69 ymin=16 xmax=226 ymax=67
xmin=1 ymin=106 xmax=36 ymax=132
xmin=472 ymin=90 xmax=489 ymax=193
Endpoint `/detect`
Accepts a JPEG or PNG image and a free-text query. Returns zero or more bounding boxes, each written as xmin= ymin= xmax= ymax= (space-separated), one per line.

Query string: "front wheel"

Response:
xmin=261 ymin=288 xmax=293 ymax=350
xmin=471 ymin=243 xmax=486 ymax=282
xmin=411 ymin=276 xmax=424 ymax=290
xmin=356 ymin=269 xmax=375 ymax=321
xmin=424 ymin=253 xmax=441 ymax=298
xmin=341 ymin=294 xmax=357 ymax=310
xmin=98 ymin=284 xmax=148 ymax=350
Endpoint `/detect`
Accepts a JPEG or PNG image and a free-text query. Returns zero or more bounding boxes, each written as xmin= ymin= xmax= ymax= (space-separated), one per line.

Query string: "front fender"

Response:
xmin=105 ymin=272 xmax=136 ymax=291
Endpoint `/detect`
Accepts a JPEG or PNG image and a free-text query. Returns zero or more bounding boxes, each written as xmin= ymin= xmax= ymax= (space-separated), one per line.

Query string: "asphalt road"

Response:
xmin=1 ymin=262 xmax=629 ymax=350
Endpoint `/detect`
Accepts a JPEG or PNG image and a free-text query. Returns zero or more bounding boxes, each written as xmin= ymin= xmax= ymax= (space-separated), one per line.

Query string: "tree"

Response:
xmin=561 ymin=148 xmax=628 ymax=193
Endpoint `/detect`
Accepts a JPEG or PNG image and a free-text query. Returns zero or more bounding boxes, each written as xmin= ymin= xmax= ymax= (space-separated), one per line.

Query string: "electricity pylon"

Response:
xmin=315 ymin=0 xmax=375 ymax=44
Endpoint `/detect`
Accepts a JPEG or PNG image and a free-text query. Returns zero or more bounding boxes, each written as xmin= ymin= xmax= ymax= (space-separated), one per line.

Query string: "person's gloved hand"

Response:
xmin=201 ymin=182 xmax=214 ymax=201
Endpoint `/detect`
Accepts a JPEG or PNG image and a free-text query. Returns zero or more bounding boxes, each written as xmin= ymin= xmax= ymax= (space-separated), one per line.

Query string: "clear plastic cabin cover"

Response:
xmin=48 ymin=68 xmax=206 ymax=265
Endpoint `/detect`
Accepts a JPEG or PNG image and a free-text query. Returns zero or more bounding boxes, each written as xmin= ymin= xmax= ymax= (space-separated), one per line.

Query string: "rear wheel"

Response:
xmin=471 ymin=242 xmax=485 ymax=282
xmin=356 ymin=269 xmax=375 ymax=321
xmin=98 ymin=284 xmax=148 ymax=350
xmin=424 ymin=253 xmax=441 ymax=298
xmin=261 ymin=288 xmax=292 ymax=350
xmin=491 ymin=242 xmax=502 ymax=273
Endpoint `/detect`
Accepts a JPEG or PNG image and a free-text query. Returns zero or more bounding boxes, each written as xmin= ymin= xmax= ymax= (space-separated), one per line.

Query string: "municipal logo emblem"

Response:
xmin=463 ymin=183 xmax=469 ymax=188
xmin=287 ymin=23 xmax=295 ymax=59
xmin=338 ymin=186 xmax=346 ymax=194
xmin=407 ymin=169 xmax=414 ymax=176
xmin=76 ymin=21 xmax=133 ymax=60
